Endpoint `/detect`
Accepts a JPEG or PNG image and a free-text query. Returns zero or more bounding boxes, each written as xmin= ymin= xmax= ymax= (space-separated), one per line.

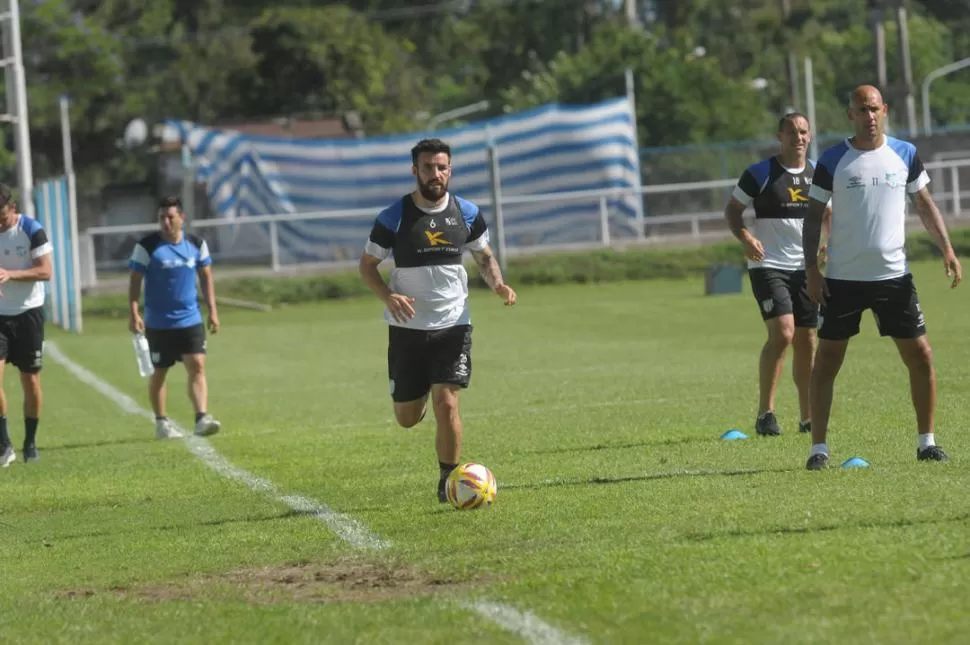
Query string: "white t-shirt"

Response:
xmin=0 ymin=214 xmax=52 ymax=315
xmin=808 ymin=136 xmax=929 ymax=281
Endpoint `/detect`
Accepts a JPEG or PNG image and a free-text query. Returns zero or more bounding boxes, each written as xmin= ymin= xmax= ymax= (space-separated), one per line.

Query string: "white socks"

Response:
xmin=811 ymin=436 xmax=935 ymax=457
xmin=810 ymin=443 xmax=828 ymax=457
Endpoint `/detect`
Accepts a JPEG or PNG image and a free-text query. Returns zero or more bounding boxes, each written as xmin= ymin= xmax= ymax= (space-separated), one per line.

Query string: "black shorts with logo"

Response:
xmin=388 ymin=324 xmax=472 ymax=403
xmin=145 ymin=324 xmax=207 ymax=369
xmin=0 ymin=307 xmax=45 ymax=373
xmin=818 ymin=274 xmax=925 ymax=341
xmin=748 ymin=268 xmax=818 ymax=328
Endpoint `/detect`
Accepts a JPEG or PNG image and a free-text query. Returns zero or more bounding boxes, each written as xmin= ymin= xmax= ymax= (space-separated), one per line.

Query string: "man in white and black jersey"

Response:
xmin=725 ymin=113 xmax=831 ymax=438
xmin=0 ymin=184 xmax=53 ymax=467
xmin=802 ymin=85 xmax=962 ymax=470
xmin=359 ymin=138 xmax=517 ymax=503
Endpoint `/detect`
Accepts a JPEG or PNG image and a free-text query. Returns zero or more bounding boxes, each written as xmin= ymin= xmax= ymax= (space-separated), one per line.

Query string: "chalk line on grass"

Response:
xmin=47 ymin=340 xmax=591 ymax=645
xmin=45 ymin=341 xmax=388 ymax=551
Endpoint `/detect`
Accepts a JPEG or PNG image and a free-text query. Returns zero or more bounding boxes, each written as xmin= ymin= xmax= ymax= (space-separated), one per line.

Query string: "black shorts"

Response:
xmin=0 ymin=307 xmax=45 ymax=373
xmin=818 ymin=274 xmax=925 ymax=341
xmin=388 ymin=324 xmax=472 ymax=403
xmin=748 ymin=268 xmax=818 ymax=328
xmin=145 ymin=324 xmax=207 ymax=369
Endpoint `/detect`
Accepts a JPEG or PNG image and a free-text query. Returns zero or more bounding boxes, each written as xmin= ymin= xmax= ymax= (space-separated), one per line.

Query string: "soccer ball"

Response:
xmin=445 ymin=463 xmax=497 ymax=510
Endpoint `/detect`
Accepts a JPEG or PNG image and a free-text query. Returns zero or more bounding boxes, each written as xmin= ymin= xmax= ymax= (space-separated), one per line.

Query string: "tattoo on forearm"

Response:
xmin=476 ymin=253 xmax=503 ymax=290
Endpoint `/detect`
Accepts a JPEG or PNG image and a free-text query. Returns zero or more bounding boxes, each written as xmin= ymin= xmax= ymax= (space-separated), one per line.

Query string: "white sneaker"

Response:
xmin=0 ymin=445 xmax=15 ymax=467
xmin=194 ymin=414 xmax=221 ymax=437
xmin=155 ymin=418 xmax=183 ymax=439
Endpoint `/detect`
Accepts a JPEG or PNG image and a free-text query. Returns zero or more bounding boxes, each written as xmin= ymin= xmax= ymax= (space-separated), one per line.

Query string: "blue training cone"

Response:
xmin=721 ymin=429 xmax=749 ymax=440
xmin=841 ymin=457 xmax=870 ymax=469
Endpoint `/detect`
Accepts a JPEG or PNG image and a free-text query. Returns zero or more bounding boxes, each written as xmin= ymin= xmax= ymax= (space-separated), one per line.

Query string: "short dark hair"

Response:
xmin=0 ymin=183 xmax=14 ymax=209
xmin=778 ymin=112 xmax=810 ymax=132
xmin=158 ymin=196 xmax=182 ymax=212
xmin=411 ymin=138 xmax=451 ymax=165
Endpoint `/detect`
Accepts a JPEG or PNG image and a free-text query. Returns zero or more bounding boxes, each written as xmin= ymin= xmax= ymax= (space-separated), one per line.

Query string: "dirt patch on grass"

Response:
xmin=54 ymin=556 xmax=473 ymax=604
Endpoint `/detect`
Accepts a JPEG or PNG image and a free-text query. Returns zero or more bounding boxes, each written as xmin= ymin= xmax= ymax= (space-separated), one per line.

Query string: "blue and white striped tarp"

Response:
xmin=34 ymin=175 xmax=82 ymax=333
xmin=167 ymin=98 xmax=642 ymax=264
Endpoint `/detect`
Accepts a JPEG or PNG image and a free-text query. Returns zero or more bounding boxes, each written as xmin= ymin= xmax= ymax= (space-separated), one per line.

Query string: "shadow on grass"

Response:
xmin=44 ymin=509 xmax=306 ymax=543
xmin=42 ymin=436 xmax=158 ymax=452
xmin=685 ymin=511 xmax=970 ymax=542
xmin=502 ymin=466 xmax=798 ymax=490
xmin=519 ymin=436 xmax=716 ymax=455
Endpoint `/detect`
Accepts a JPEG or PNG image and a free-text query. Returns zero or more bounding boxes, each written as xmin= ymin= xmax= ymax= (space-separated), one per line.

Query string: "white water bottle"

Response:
xmin=132 ymin=333 xmax=154 ymax=377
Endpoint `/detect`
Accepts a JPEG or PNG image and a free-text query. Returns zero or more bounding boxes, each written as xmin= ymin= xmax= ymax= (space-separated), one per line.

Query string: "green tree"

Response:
xmin=501 ymin=24 xmax=774 ymax=148
xmin=232 ymin=5 xmax=428 ymax=133
xmin=18 ymin=0 xmax=147 ymax=190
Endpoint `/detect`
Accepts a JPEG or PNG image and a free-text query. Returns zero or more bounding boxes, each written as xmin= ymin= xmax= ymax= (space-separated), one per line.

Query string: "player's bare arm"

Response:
xmin=0 ymin=254 xmax=52 ymax=283
xmin=358 ymin=252 xmax=415 ymax=323
xmin=470 ymin=245 xmax=516 ymax=306
xmin=803 ymin=198 xmax=827 ymax=269
xmin=724 ymin=197 xmax=764 ymax=261
xmin=127 ymin=270 xmax=145 ymax=333
xmin=822 ymin=204 xmax=833 ymax=239
xmin=198 ymin=265 xmax=220 ymax=333
xmin=803 ymin=197 xmax=829 ymax=304
xmin=913 ymin=187 xmax=962 ymax=288
xmin=818 ymin=204 xmax=833 ymax=264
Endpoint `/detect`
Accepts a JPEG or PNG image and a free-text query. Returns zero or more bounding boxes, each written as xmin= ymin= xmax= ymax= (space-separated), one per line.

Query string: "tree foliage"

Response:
xmin=4 ymin=0 xmax=970 ymax=196
xmin=501 ymin=24 xmax=773 ymax=146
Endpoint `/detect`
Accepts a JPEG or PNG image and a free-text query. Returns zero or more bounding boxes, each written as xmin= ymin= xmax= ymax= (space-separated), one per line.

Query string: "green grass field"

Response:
xmin=2 ymin=259 xmax=969 ymax=644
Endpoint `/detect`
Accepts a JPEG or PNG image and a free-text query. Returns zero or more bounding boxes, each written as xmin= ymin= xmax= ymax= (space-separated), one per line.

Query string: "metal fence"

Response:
xmin=80 ymin=156 xmax=970 ymax=291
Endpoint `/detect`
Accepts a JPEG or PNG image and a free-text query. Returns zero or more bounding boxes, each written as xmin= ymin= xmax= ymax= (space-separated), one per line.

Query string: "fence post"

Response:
xmin=486 ymin=129 xmax=507 ymax=271
xmin=61 ymin=96 xmax=82 ymax=331
xmin=950 ymin=165 xmax=961 ymax=216
xmin=269 ymin=220 xmax=281 ymax=272
xmin=598 ymin=196 xmax=610 ymax=246
xmin=691 ymin=216 xmax=701 ymax=240
xmin=79 ymin=231 xmax=97 ymax=289
xmin=625 ymin=68 xmax=646 ymax=241
xmin=181 ymin=144 xmax=195 ymax=215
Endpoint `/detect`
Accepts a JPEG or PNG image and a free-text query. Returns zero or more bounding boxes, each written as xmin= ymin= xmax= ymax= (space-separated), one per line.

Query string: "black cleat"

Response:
xmin=756 ymin=411 xmax=782 ymax=436
xmin=437 ymin=477 xmax=448 ymax=503
xmin=22 ymin=443 xmax=38 ymax=462
xmin=806 ymin=453 xmax=829 ymax=470
xmin=917 ymin=445 xmax=949 ymax=462
xmin=799 ymin=421 xmax=812 ymax=434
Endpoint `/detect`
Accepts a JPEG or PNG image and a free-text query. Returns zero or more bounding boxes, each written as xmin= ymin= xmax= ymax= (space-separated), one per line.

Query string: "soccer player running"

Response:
xmin=128 ymin=197 xmax=222 ymax=439
xmin=725 ymin=113 xmax=831 ymax=437
xmin=0 ymin=184 xmax=52 ymax=466
xmin=802 ymin=85 xmax=961 ymax=470
xmin=359 ymin=138 xmax=517 ymax=503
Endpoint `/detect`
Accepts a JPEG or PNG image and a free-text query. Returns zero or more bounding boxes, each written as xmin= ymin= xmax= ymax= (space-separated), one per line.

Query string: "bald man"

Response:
xmin=801 ymin=85 xmax=962 ymax=470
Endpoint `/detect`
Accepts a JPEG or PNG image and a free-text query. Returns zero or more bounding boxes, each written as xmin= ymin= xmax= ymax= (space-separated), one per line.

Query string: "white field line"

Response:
xmin=46 ymin=341 xmax=591 ymax=645
xmin=464 ymin=601 xmax=591 ymax=645
xmin=44 ymin=341 xmax=389 ymax=551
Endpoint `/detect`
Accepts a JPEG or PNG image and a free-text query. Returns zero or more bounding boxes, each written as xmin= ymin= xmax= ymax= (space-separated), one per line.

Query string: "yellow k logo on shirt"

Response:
xmin=425 ymin=230 xmax=448 ymax=246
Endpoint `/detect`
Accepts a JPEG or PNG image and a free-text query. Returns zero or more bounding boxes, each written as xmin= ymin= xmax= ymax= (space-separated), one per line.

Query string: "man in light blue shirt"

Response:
xmin=129 ymin=197 xmax=222 ymax=439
